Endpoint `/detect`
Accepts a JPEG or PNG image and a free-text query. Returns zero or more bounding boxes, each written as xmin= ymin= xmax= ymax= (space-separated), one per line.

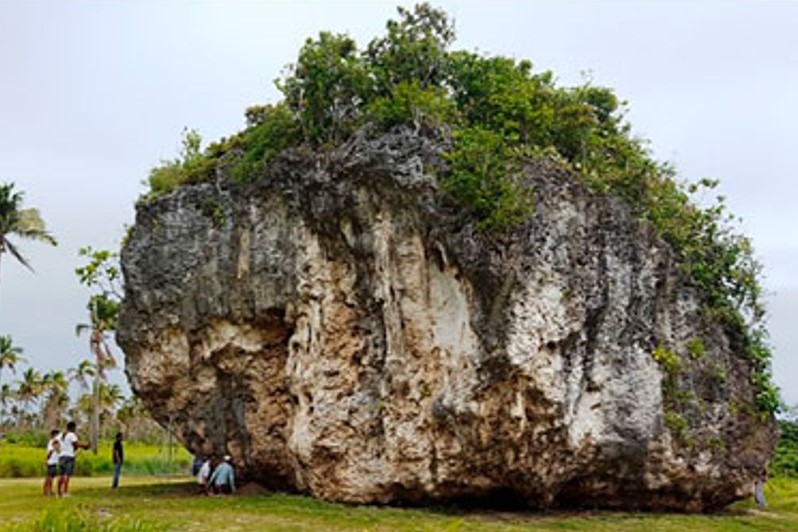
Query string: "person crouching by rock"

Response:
xmin=208 ymin=455 xmax=235 ymax=495
xmin=754 ymin=467 xmax=768 ymax=508
xmin=197 ymin=455 xmax=213 ymax=494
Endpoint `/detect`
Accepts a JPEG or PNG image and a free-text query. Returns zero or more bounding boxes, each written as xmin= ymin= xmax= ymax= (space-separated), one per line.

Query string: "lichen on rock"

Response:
xmin=118 ymin=126 xmax=776 ymax=511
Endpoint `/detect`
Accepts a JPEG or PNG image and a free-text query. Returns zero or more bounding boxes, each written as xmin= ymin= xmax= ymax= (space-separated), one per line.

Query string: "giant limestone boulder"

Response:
xmin=118 ymin=128 xmax=776 ymax=511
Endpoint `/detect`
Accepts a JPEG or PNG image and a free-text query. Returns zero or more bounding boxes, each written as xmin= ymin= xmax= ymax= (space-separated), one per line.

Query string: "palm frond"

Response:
xmin=5 ymin=239 xmax=33 ymax=271
xmin=16 ymin=209 xmax=57 ymax=246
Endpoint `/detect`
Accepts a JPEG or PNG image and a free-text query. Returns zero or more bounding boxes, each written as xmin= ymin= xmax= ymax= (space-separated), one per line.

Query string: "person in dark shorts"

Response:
xmin=57 ymin=421 xmax=89 ymax=497
xmin=112 ymin=432 xmax=124 ymax=489
xmin=43 ymin=429 xmax=60 ymax=496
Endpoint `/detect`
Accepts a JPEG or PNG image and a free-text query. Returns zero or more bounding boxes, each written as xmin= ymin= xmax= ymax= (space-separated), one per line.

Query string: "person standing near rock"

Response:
xmin=43 ymin=429 xmax=60 ymax=496
xmin=57 ymin=421 xmax=90 ymax=497
xmin=111 ymin=432 xmax=124 ymax=489
xmin=754 ymin=468 xmax=768 ymax=508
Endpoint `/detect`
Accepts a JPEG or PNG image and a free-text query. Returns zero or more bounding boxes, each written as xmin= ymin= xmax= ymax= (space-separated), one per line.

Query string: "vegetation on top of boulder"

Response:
xmin=143 ymin=3 xmax=778 ymax=414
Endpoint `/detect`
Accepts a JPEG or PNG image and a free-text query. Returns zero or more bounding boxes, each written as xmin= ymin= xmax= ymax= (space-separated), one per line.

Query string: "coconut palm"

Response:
xmin=74 ymin=248 xmax=122 ymax=450
xmin=76 ymin=293 xmax=119 ymax=453
xmin=116 ymin=395 xmax=160 ymax=442
xmin=15 ymin=367 xmax=42 ymax=428
xmin=97 ymin=383 xmax=124 ymax=436
xmin=0 ymin=183 xmax=57 ymax=302
xmin=74 ymin=393 xmax=93 ymax=427
xmin=75 ymin=295 xmax=119 ymax=378
xmin=40 ymin=370 xmax=69 ymax=430
xmin=68 ymin=359 xmax=95 ymax=393
xmin=102 ymin=383 xmax=124 ymax=410
xmin=116 ymin=395 xmax=145 ymax=427
xmin=0 ymin=382 xmax=14 ymax=423
xmin=0 ymin=335 xmax=25 ymax=389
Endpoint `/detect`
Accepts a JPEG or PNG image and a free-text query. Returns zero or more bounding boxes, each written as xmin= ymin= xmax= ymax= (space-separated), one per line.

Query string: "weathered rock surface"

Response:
xmin=118 ymin=128 xmax=776 ymax=511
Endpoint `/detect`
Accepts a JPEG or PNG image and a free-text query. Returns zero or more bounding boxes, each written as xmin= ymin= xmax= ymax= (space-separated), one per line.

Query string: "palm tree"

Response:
xmin=0 ymin=183 xmax=57 ymax=303
xmin=68 ymin=359 xmax=95 ymax=394
xmin=66 ymin=402 xmax=88 ymax=428
xmin=116 ymin=395 xmax=143 ymax=426
xmin=40 ymin=370 xmax=69 ymax=430
xmin=116 ymin=395 xmax=160 ymax=442
xmin=75 ymin=393 xmax=93 ymax=428
xmin=97 ymin=383 xmax=124 ymax=438
xmin=75 ymin=248 xmax=121 ymax=452
xmin=0 ymin=335 xmax=25 ymax=389
xmin=76 ymin=294 xmax=119 ymax=453
xmin=15 ymin=367 xmax=42 ymax=428
xmin=0 ymin=383 xmax=15 ymax=424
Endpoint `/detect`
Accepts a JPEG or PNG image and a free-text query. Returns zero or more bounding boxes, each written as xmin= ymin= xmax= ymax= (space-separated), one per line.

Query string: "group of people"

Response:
xmin=39 ymin=426 xmax=766 ymax=507
xmin=42 ymin=420 xmax=237 ymax=498
xmin=43 ymin=421 xmax=124 ymax=497
xmin=194 ymin=453 xmax=236 ymax=495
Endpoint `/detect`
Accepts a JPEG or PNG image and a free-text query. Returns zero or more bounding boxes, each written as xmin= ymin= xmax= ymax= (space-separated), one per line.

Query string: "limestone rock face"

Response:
xmin=118 ymin=129 xmax=776 ymax=511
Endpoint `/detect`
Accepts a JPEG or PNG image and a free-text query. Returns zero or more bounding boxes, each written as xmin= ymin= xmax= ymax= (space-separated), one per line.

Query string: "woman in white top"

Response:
xmin=43 ymin=429 xmax=60 ymax=496
xmin=197 ymin=458 xmax=212 ymax=493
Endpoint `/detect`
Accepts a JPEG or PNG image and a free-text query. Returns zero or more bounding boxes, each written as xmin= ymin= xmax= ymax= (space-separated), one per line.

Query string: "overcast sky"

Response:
xmin=0 ymin=1 xmax=795 ymax=406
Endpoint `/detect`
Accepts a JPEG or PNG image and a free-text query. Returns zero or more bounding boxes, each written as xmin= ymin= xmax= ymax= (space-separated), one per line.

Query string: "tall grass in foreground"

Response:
xmin=0 ymin=440 xmax=191 ymax=478
xmin=24 ymin=508 xmax=168 ymax=532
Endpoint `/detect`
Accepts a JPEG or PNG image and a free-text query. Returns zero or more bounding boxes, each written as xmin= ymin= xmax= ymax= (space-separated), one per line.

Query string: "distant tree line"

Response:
xmin=0 ymin=336 xmax=162 ymax=444
xmin=0 ymin=182 xmax=162 ymax=444
xmin=0 ymin=336 xmax=162 ymax=440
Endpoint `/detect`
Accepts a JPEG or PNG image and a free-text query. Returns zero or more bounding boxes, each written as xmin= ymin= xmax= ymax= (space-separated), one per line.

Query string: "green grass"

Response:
xmin=0 ymin=440 xmax=191 ymax=478
xmin=0 ymin=476 xmax=796 ymax=531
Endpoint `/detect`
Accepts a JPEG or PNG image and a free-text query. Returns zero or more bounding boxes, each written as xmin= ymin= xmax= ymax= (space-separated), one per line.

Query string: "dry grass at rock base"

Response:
xmin=0 ymin=476 xmax=797 ymax=531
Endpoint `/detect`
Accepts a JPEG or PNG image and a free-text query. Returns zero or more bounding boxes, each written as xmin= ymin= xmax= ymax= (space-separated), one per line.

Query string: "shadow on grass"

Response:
xmin=73 ymin=478 xmax=772 ymax=527
xmin=80 ymin=480 xmax=199 ymax=499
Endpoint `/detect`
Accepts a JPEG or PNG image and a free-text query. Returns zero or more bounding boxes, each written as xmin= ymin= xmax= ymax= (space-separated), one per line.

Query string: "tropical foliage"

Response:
xmin=1 ymin=241 xmax=163 ymax=448
xmin=0 ymin=182 xmax=57 ymax=301
xmin=146 ymin=128 xmax=216 ymax=199
xmin=0 ymin=335 xmax=25 ymax=390
xmin=0 ymin=356 xmax=162 ymax=445
xmin=773 ymin=410 xmax=798 ymax=478
xmin=74 ymin=246 xmax=123 ymax=452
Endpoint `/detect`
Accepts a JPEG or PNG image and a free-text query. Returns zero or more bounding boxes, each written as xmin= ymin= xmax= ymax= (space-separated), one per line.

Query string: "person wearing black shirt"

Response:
xmin=112 ymin=432 xmax=124 ymax=489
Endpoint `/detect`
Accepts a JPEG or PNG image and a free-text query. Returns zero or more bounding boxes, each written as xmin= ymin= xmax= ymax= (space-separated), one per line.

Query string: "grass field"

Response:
xmin=0 ymin=476 xmax=796 ymax=531
xmin=2 ymin=440 xmax=797 ymax=530
xmin=0 ymin=440 xmax=192 ymax=478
